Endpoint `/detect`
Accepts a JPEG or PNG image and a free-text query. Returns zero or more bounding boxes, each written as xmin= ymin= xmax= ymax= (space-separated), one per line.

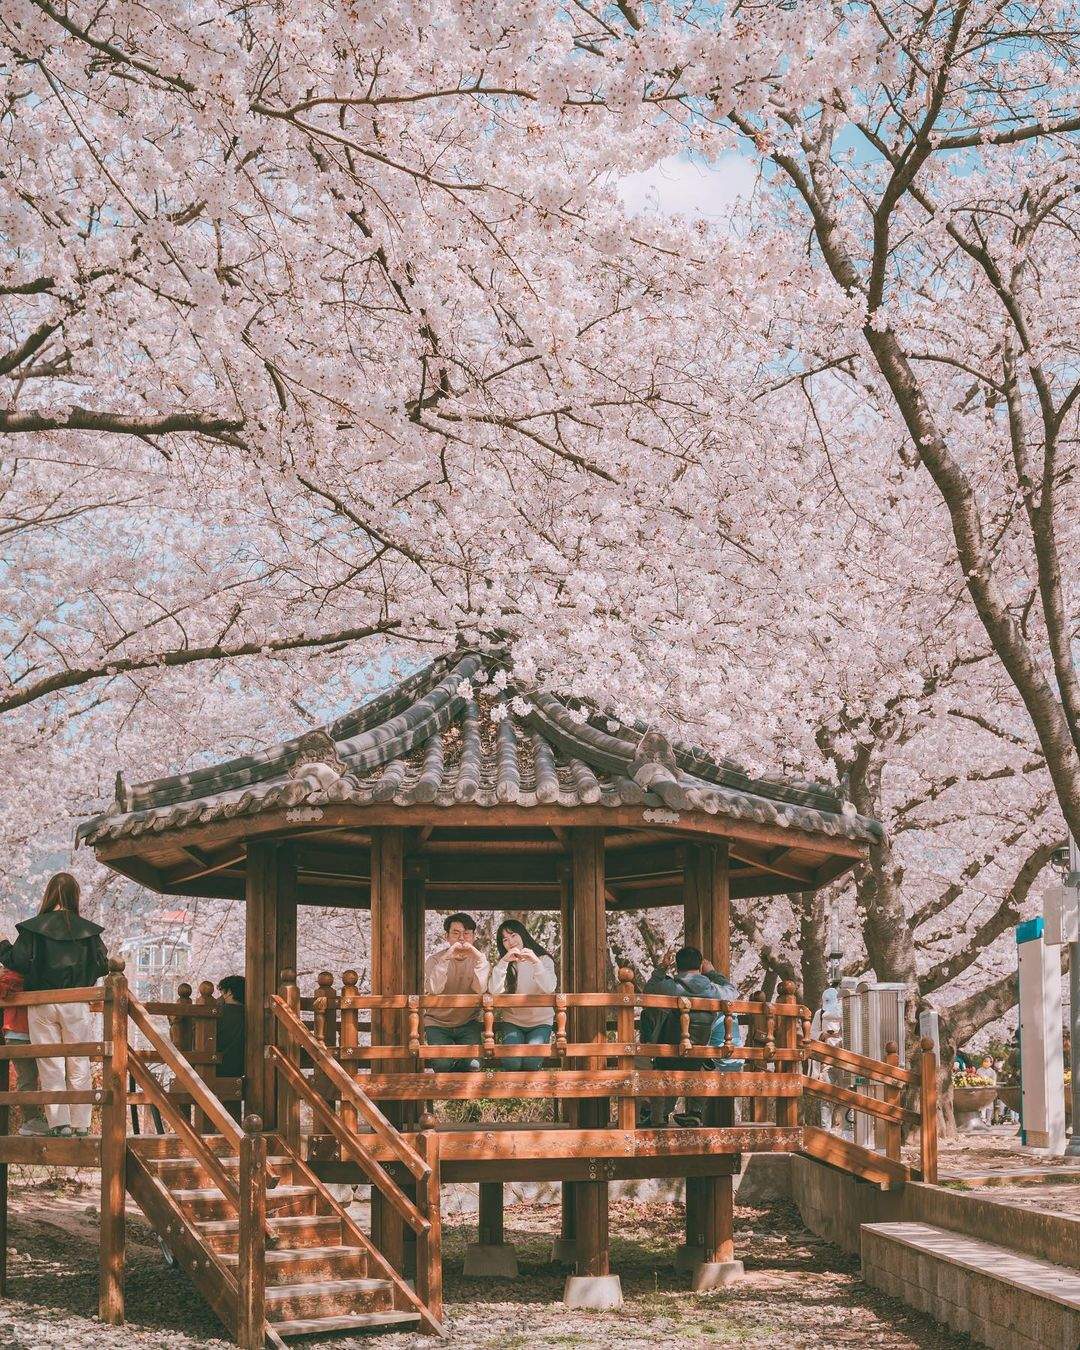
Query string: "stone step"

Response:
xmin=861 ymin=1220 xmax=1080 ymax=1350
xmin=270 ymin=1311 xmax=421 ymax=1338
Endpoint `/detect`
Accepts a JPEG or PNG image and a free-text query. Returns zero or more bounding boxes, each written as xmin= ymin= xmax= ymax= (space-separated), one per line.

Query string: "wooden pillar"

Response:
xmin=685 ymin=843 xmax=734 ymax=1262
xmin=99 ymin=960 xmax=129 ymax=1324
xmin=245 ymin=841 xmax=298 ymax=1128
xmin=237 ymin=1114 xmax=267 ymax=1350
xmin=682 ymin=847 xmax=704 ymax=1253
xmin=478 ymin=1182 xmax=504 ymax=1247
xmin=370 ymin=827 xmax=407 ymax=1272
xmin=400 ymin=861 xmax=425 ymax=1278
xmin=570 ymin=828 xmax=609 ymax=1277
xmin=556 ymin=858 xmax=576 ymax=1255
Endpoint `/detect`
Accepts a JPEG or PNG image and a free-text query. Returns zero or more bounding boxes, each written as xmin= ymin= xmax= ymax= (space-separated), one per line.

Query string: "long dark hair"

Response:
xmin=40 ymin=872 xmax=80 ymax=930
xmin=496 ymin=920 xmax=551 ymax=994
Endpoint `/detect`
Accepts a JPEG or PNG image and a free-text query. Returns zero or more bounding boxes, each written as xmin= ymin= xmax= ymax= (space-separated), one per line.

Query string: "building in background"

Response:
xmin=120 ymin=909 xmax=192 ymax=1003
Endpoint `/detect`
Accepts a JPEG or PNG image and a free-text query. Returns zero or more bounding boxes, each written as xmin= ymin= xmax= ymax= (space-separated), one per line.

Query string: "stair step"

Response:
xmin=264 ymin=1276 xmax=394 ymax=1320
xmin=271 ymin=1311 xmax=421 ymax=1338
xmin=862 ymin=1221 xmax=1080 ymax=1347
xmin=197 ymin=1213 xmax=343 ymax=1254
xmin=173 ymin=1183 xmax=316 ymax=1221
xmin=221 ymin=1245 xmax=367 ymax=1283
xmin=149 ymin=1155 xmax=293 ymax=1187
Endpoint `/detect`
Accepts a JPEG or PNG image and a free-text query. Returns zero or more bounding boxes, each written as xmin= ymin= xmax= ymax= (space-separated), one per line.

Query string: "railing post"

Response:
xmin=237 ymin=1114 xmax=267 ymax=1350
xmin=99 ymin=957 xmax=128 ymax=1325
xmin=882 ymin=1042 xmax=902 ymax=1162
xmin=616 ymin=969 xmax=637 ymax=1131
xmin=312 ymin=971 xmax=338 ymax=1109
xmin=919 ymin=1037 xmax=939 ymax=1184
xmin=170 ymin=981 xmax=194 ymax=1053
xmin=415 ymin=1118 xmax=442 ymax=1322
xmin=170 ymin=981 xmax=194 ymax=1124
xmin=774 ymin=982 xmax=799 ymax=1129
xmin=749 ymin=990 xmax=770 ymax=1123
xmin=193 ymin=980 xmax=217 ymax=1133
xmin=277 ymin=971 xmax=301 ymax=1155
xmin=339 ymin=971 xmax=360 ymax=1134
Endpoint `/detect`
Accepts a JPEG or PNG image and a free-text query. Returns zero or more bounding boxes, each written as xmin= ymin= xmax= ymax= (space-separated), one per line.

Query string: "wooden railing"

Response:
xmin=278 ymin=969 xmax=937 ymax=1184
xmin=0 ymin=961 xmax=270 ymax=1345
xmin=284 ymin=969 xmax=810 ymax=1071
xmin=802 ymin=1035 xmax=938 ymax=1185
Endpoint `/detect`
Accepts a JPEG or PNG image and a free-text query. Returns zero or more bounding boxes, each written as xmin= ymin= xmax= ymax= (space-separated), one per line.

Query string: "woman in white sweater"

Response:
xmin=488 ymin=920 xmax=557 ymax=1070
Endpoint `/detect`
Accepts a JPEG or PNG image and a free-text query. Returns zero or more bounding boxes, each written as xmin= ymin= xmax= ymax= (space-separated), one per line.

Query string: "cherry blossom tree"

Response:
xmin=586 ymin=0 xmax=1080 ymax=836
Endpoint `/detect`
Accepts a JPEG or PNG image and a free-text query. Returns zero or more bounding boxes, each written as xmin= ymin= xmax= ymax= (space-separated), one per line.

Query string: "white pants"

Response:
xmin=27 ymin=1002 xmax=94 ymax=1130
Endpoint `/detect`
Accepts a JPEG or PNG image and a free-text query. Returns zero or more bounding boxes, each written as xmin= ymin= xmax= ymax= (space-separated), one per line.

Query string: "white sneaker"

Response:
xmin=18 ymin=1119 xmax=50 ymax=1136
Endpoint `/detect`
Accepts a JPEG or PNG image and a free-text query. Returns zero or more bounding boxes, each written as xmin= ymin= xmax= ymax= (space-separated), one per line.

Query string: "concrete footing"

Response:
xmin=692 ymin=1259 xmax=745 ymax=1292
xmin=463 ymin=1242 xmax=519 ymax=1279
xmin=550 ymin=1236 xmax=577 ymax=1264
xmin=673 ymin=1243 xmax=703 ymax=1273
xmin=563 ymin=1274 xmax=623 ymax=1310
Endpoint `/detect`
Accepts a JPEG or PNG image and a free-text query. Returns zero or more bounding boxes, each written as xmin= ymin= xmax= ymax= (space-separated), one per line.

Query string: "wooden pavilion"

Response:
xmin=16 ymin=649 xmax=934 ymax=1345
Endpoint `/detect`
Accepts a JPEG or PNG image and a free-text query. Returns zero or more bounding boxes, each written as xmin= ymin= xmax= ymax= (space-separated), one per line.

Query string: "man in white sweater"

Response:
xmin=423 ymin=913 xmax=490 ymax=1070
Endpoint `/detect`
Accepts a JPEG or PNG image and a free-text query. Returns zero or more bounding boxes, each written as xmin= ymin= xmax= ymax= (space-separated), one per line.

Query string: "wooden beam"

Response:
xmin=164 ymin=844 xmax=246 ymax=887
xmin=311 ymin=1124 xmax=802 ymax=1165
xmin=95 ymin=803 xmax=867 ymax=871
xmin=313 ymin=1154 xmax=741 ymax=1185
xmin=358 ymin=1069 xmax=799 ymax=1100
xmin=727 ymin=842 xmax=816 ymax=885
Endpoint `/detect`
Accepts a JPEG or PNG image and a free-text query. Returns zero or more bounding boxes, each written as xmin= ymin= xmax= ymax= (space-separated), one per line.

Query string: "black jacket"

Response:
xmin=0 ymin=912 xmax=109 ymax=992
xmin=217 ymin=1001 xmax=245 ymax=1078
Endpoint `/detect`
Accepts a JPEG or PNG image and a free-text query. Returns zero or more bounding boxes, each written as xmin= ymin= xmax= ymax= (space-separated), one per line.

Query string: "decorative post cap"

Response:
xmin=242 ymin=1113 xmax=263 ymax=1134
xmin=108 ymin=956 xmax=126 ymax=974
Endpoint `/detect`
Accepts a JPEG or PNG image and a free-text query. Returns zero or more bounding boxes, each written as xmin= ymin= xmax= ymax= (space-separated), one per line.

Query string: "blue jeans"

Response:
xmin=425 ymin=1019 xmax=481 ymax=1071
xmin=499 ymin=1022 xmax=553 ymax=1071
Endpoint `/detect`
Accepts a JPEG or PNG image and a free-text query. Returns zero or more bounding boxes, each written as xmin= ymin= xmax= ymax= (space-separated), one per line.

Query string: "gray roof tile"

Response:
xmin=78 ymin=651 xmax=882 ymax=847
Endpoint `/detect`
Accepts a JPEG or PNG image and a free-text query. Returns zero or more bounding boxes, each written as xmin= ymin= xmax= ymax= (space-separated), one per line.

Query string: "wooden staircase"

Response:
xmin=128 ymin=1132 xmax=438 ymax=1345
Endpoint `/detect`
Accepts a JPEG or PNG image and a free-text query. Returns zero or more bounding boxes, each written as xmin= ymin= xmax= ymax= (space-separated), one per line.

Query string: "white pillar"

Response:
xmin=1016 ymin=917 xmax=1066 ymax=1155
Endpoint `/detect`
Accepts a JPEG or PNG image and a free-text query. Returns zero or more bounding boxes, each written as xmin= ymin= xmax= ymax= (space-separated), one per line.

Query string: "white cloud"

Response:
xmin=618 ymin=153 xmax=756 ymax=221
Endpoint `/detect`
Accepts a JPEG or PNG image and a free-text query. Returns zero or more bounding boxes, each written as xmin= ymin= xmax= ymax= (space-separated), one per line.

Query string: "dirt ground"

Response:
xmin=0 ymin=1176 xmax=972 ymax=1350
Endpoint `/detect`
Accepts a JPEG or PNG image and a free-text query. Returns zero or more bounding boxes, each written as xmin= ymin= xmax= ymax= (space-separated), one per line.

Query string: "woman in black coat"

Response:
xmin=0 ymin=873 xmax=108 ymax=1137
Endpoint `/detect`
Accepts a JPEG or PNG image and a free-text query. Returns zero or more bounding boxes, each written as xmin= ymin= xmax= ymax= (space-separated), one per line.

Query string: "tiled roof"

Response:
xmin=77 ymin=652 xmax=882 ymax=847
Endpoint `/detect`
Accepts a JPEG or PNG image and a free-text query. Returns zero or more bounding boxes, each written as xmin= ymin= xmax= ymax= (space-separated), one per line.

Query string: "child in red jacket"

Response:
xmin=0 ymin=967 xmax=48 ymax=1135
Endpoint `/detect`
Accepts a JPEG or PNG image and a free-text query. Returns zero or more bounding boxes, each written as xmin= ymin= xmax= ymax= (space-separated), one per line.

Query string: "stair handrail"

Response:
xmin=126 ymin=995 xmax=278 ymax=1252
xmin=267 ymin=1045 xmax=430 ymax=1236
xmin=126 ymin=1050 xmax=244 ymax=1213
xmin=803 ymin=1037 xmax=915 ymax=1086
xmin=269 ymin=994 xmax=430 ymax=1182
xmin=128 ymin=995 xmax=244 ymax=1146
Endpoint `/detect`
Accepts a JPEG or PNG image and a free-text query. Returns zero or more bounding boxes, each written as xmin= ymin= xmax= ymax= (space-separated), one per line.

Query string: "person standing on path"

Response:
xmin=0 ymin=873 xmax=109 ymax=1137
